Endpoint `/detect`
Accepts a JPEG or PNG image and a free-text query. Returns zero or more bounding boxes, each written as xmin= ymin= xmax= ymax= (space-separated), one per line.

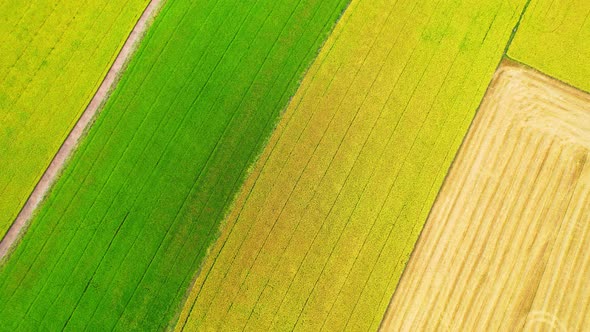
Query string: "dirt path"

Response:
xmin=0 ymin=0 xmax=166 ymax=261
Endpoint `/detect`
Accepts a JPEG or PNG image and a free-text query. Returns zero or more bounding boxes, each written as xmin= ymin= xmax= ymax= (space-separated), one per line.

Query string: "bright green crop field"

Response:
xmin=0 ymin=0 xmax=349 ymax=330
xmin=0 ymin=0 xmax=150 ymax=237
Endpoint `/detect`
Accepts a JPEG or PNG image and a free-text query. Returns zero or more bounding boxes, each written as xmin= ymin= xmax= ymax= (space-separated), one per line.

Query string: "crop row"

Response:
xmin=0 ymin=0 xmax=349 ymax=330
xmin=176 ymin=0 xmax=528 ymax=330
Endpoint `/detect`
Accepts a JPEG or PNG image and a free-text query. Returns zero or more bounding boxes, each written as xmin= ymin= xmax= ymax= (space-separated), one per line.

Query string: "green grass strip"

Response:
xmin=0 ymin=0 xmax=349 ymax=330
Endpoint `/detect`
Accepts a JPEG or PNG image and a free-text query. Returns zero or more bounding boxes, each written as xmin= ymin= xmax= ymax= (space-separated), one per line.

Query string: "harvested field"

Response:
xmin=381 ymin=60 xmax=590 ymax=331
xmin=0 ymin=0 xmax=349 ymax=330
xmin=175 ymin=0 xmax=528 ymax=330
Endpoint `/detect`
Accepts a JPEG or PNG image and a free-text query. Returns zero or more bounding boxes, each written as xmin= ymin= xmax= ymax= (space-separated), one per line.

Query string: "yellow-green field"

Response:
xmin=0 ymin=0 xmax=149 ymax=237
xmin=509 ymin=0 xmax=590 ymax=92
xmin=176 ymin=0 xmax=528 ymax=330
xmin=0 ymin=0 xmax=350 ymax=330
xmin=3 ymin=0 xmax=589 ymax=330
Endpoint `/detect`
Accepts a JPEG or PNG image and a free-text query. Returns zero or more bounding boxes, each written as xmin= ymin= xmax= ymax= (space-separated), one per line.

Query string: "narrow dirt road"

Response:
xmin=0 ymin=0 xmax=166 ymax=261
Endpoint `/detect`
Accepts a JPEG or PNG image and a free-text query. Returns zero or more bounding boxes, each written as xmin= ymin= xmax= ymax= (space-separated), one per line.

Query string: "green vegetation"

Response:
xmin=509 ymin=0 xmax=590 ymax=93
xmin=0 ymin=0 xmax=349 ymax=330
xmin=0 ymin=0 xmax=149 ymax=238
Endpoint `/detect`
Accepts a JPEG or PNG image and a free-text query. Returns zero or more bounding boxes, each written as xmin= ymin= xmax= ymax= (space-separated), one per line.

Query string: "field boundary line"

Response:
xmin=0 ymin=0 xmax=166 ymax=262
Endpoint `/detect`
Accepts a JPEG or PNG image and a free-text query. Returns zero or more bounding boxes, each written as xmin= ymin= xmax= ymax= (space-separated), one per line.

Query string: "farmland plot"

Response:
xmin=0 ymin=0 xmax=349 ymax=330
xmin=382 ymin=60 xmax=590 ymax=331
xmin=0 ymin=0 xmax=150 ymax=238
xmin=176 ymin=0 xmax=528 ymax=330
xmin=509 ymin=0 xmax=590 ymax=93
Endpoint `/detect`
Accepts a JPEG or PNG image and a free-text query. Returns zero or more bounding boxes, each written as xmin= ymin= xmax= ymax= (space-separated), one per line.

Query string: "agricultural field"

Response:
xmin=0 ymin=0 xmax=151 ymax=238
xmin=2 ymin=0 xmax=590 ymax=330
xmin=175 ymin=0 xmax=529 ymax=330
xmin=0 ymin=0 xmax=349 ymax=330
xmin=509 ymin=0 xmax=590 ymax=93
xmin=383 ymin=60 xmax=590 ymax=331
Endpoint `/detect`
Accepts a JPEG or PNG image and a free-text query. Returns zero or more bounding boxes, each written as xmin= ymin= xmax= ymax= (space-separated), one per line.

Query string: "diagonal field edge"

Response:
xmin=378 ymin=0 xmax=534 ymax=327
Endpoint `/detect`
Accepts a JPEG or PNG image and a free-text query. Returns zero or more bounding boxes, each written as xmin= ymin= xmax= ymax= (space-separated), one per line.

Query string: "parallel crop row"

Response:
xmin=0 ymin=0 xmax=349 ymax=330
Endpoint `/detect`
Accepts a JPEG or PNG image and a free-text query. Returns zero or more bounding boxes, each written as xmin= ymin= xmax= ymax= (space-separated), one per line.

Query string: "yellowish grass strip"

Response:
xmin=0 ymin=0 xmax=151 ymax=238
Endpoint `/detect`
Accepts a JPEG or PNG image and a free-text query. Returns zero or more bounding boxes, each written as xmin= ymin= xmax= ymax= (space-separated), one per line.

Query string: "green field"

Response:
xmin=0 ymin=0 xmax=149 ymax=237
xmin=0 ymin=0 xmax=349 ymax=330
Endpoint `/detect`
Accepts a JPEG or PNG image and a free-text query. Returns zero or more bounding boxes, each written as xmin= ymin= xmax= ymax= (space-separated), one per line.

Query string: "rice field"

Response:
xmin=508 ymin=0 xmax=590 ymax=93
xmin=0 ymin=0 xmax=348 ymax=330
xmin=175 ymin=0 xmax=528 ymax=330
xmin=0 ymin=0 xmax=150 ymax=238
xmin=2 ymin=0 xmax=589 ymax=330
